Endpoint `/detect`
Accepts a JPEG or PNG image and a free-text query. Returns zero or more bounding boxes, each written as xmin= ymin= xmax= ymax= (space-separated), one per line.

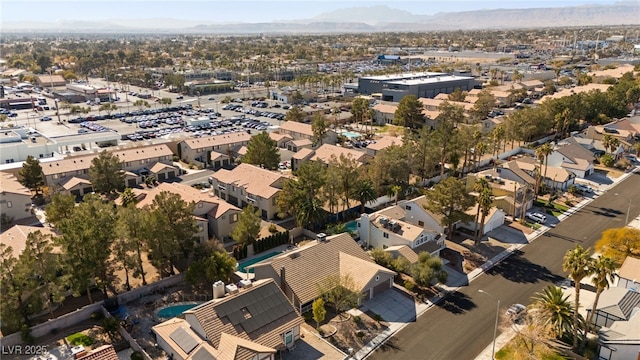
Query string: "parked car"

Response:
xmin=525 ymin=212 xmax=547 ymax=224
xmin=176 ymin=95 xmax=184 ymax=100
xmin=574 ymin=183 xmax=593 ymax=194
xmin=505 ymin=304 xmax=527 ymax=321
xmin=40 ymin=116 xmax=52 ymax=121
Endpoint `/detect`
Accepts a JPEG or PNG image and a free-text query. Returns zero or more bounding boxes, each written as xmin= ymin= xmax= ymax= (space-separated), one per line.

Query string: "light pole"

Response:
xmin=594 ymin=30 xmax=604 ymax=60
xmin=54 ymin=99 xmax=61 ymax=124
xmin=478 ymin=290 xmax=500 ymax=360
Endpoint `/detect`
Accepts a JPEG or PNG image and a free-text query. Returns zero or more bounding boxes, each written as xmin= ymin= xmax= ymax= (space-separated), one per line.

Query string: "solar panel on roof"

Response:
xmin=169 ymin=327 xmax=199 ymax=354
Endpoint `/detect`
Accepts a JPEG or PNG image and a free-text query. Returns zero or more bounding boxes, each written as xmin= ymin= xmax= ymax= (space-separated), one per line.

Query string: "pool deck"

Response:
xmin=234 ymin=244 xmax=293 ymax=280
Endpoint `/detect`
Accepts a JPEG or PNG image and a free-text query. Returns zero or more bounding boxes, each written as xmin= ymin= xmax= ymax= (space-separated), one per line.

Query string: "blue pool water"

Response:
xmin=344 ymin=220 xmax=358 ymax=233
xmin=341 ymin=131 xmax=362 ymax=139
xmin=237 ymin=251 xmax=281 ymax=273
xmin=157 ymin=304 xmax=198 ymax=319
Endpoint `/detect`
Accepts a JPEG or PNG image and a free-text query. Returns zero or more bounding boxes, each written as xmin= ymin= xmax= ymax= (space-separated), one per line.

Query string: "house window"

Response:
xmin=405 ymin=205 xmax=412 ymax=210
xmin=6 ymin=201 xmax=12 ymax=208
xmin=383 ymin=232 xmax=389 ymax=238
xmin=231 ymin=186 xmax=235 ymax=192
xmin=283 ymin=330 xmax=294 ymax=347
xmin=231 ymin=213 xmax=238 ymax=223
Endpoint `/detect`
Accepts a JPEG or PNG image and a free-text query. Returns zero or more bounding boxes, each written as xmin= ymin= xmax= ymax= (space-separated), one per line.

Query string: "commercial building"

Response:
xmin=357 ymin=72 xmax=477 ymax=102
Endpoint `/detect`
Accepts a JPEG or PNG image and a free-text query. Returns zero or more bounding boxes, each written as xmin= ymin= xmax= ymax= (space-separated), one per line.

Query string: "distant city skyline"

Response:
xmin=2 ymin=0 xmax=623 ymax=24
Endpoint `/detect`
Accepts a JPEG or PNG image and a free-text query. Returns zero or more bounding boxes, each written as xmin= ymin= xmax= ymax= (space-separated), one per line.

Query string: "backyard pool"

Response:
xmin=157 ymin=303 xmax=198 ymax=319
xmin=237 ymin=251 xmax=281 ymax=273
xmin=340 ymin=130 xmax=362 ymax=139
xmin=344 ymin=220 xmax=358 ymax=233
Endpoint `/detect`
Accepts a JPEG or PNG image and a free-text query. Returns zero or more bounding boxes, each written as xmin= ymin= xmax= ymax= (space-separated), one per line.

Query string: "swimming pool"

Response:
xmin=340 ymin=130 xmax=362 ymax=139
xmin=157 ymin=303 xmax=198 ymax=319
xmin=344 ymin=220 xmax=358 ymax=233
xmin=237 ymin=251 xmax=281 ymax=273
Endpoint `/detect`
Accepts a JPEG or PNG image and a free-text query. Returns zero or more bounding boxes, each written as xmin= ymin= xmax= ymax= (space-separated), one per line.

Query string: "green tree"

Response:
xmin=117 ymin=205 xmax=150 ymax=286
xmin=471 ymin=89 xmax=496 ymax=121
xmin=101 ymin=317 xmax=120 ymax=343
xmin=133 ymin=100 xmax=150 ymax=111
xmin=159 ymin=97 xmax=172 ymax=108
xmin=98 ymin=103 xmax=118 ymax=116
xmin=448 ymin=88 xmax=467 ymax=102
xmin=185 ymin=241 xmax=237 ymax=288
xmin=285 ymin=105 xmax=305 ymax=122
xmin=424 ymin=177 xmax=475 ymax=239
xmin=562 ymin=245 xmax=594 ymax=349
xmin=472 ymin=178 xmax=492 ymax=245
xmin=120 ymin=187 xmax=138 ymax=208
xmin=18 ymin=156 xmax=44 ymax=195
xmin=317 ymin=274 xmax=360 ymax=317
xmin=351 ymin=97 xmax=369 ymax=125
xmin=409 ymin=252 xmax=448 ymax=287
xmin=329 ymin=154 xmax=360 ymax=218
xmin=312 ymin=297 xmax=326 ymax=329
xmin=353 ymin=179 xmax=377 ymax=213
xmin=278 ymin=161 xmax=327 ymax=228
xmin=0 ymin=243 xmax=33 ymax=331
xmin=146 ymin=191 xmax=197 ymax=277
xmin=370 ymin=248 xmax=394 ymax=268
xmin=21 ymin=230 xmax=63 ymax=318
xmin=529 ymin=285 xmax=575 ymax=339
xmin=45 ymin=193 xmax=76 ymax=227
xmin=231 ymin=205 xmax=262 ymax=246
xmin=393 ymin=95 xmax=424 ymax=129
xmin=595 ymin=227 xmax=640 ymax=266
xmin=89 ymin=151 xmax=125 ymax=195
xmin=536 ymin=143 xmax=554 ymax=182
xmin=311 ymin=112 xmax=328 ymax=146
xmin=433 ymin=102 xmax=465 ymax=178
xmin=584 ymin=256 xmax=617 ymax=341
xmin=242 ymin=131 xmax=280 ymax=170
xmin=56 ymin=194 xmax=118 ymax=302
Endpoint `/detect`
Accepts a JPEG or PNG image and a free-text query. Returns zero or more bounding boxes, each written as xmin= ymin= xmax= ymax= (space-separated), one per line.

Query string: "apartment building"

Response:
xmin=210 ymin=163 xmax=287 ymax=220
xmin=0 ymin=172 xmax=33 ymax=224
xmin=178 ymin=132 xmax=251 ymax=167
xmin=278 ymin=121 xmax=337 ymax=145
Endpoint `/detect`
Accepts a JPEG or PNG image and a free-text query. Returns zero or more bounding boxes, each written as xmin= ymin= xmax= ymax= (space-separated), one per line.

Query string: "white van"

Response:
xmin=526 ymin=212 xmax=547 ymax=224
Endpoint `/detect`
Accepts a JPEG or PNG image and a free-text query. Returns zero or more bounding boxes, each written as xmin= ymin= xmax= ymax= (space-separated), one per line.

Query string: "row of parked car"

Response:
xmin=222 ymin=103 xmax=286 ymax=121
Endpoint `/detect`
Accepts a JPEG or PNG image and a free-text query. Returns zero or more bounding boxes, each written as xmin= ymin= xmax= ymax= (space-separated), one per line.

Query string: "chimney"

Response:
xmin=280 ymin=266 xmax=286 ymax=292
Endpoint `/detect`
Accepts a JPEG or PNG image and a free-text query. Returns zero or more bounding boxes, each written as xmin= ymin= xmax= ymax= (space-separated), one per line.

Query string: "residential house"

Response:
xmin=136 ymin=182 xmax=241 ymax=242
xmin=0 ymin=225 xmax=57 ymax=260
xmin=512 ymin=156 xmax=576 ymax=190
xmin=153 ymin=279 xmax=303 ymax=360
xmin=597 ymin=310 xmax=640 ymax=360
xmin=278 ymin=121 xmax=337 ymax=146
xmin=310 ymin=144 xmax=370 ymax=165
xmin=617 ymin=257 xmax=640 ymax=290
xmin=366 ymin=136 xmax=403 ymax=157
xmin=358 ymin=196 xmax=445 ymax=256
xmin=544 ymin=83 xmax=612 ymax=101
xmin=466 ymin=171 xmax=533 ymax=218
xmin=179 ymin=132 xmax=251 ymax=167
xmin=383 ymin=245 xmax=419 ymax=264
xmin=41 ymin=144 xmax=176 ymax=198
xmin=459 ymin=204 xmax=506 ymax=237
xmin=285 ymin=138 xmax=313 ymax=153
xmin=76 ymin=345 xmax=118 ymax=360
xmin=269 ymin=132 xmax=293 ymax=149
xmin=547 ymin=138 xmax=596 ymax=178
xmin=210 ymin=163 xmax=287 ymax=220
xmin=252 ymin=233 xmax=396 ymax=313
xmin=291 ymin=148 xmax=315 ymax=172
xmin=371 ymin=103 xmax=397 ymax=125
xmin=0 ymin=172 xmax=33 ymax=224
xmin=586 ymin=287 xmax=640 ymax=328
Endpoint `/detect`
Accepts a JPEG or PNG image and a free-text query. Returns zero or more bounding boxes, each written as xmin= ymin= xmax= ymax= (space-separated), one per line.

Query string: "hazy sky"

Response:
xmin=2 ymin=0 xmax=622 ymax=23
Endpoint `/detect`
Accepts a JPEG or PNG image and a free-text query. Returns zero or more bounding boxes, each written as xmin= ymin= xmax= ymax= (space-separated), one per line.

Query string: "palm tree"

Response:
xmin=530 ymin=285 xmax=575 ymax=339
xmin=536 ymin=143 xmax=554 ymax=185
xmin=297 ymin=196 xmax=327 ymax=231
xmin=388 ymin=185 xmax=402 ymax=205
xmin=562 ymin=245 xmax=594 ymax=349
xmin=584 ymin=256 xmax=617 ymax=332
xmin=472 ymin=178 xmax=490 ymax=244
xmin=476 ymin=188 xmax=494 ymax=245
xmin=353 ymin=180 xmax=377 ymax=214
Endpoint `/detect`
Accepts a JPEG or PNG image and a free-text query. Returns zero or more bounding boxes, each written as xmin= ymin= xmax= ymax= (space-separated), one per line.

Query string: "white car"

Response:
xmin=526 ymin=212 xmax=547 ymax=224
xmin=505 ymin=304 xmax=527 ymax=320
xmin=574 ymin=184 xmax=593 ymax=193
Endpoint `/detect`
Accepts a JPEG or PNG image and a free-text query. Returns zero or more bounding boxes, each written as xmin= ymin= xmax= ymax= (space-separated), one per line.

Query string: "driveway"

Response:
xmin=360 ymin=288 xmax=417 ymax=323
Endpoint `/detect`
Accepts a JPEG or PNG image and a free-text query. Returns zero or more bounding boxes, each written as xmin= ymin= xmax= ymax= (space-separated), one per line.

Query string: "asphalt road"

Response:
xmin=370 ymin=171 xmax=640 ymax=360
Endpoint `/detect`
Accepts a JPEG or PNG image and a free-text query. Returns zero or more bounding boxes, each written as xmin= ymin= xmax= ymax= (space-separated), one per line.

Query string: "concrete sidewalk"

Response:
xmin=356 ymin=166 xmax=639 ymax=360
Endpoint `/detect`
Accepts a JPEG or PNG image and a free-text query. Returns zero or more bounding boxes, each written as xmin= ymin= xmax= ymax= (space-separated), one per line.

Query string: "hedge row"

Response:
xmin=253 ymin=231 xmax=289 ymax=254
xmin=233 ymin=244 xmax=248 ymax=260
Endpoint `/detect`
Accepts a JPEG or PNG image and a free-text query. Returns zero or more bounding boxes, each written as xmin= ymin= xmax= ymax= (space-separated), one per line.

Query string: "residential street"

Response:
xmin=369 ymin=171 xmax=640 ymax=360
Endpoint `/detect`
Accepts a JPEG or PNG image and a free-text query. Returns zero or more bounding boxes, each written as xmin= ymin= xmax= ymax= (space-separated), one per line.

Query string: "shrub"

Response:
xmin=564 ymin=200 xmax=574 ymax=207
xmin=404 ymin=280 xmax=416 ymax=292
xmin=21 ymin=324 xmax=34 ymax=344
xmin=131 ymin=352 xmax=144 ymax=360
xmin=600 ymin=154 xmax=615 ymax=167
xmin=356 ymin=331 xmax=365 ymax=338
xmin=352 ymin=316 xmax=362 ymax=324
xmin=268 ymin=224 xmax=278 ymax=233
xmin=67 ymin=333 xmax=94 ymax=346
xmin=90 ymin=311 xmax=104 ymax=320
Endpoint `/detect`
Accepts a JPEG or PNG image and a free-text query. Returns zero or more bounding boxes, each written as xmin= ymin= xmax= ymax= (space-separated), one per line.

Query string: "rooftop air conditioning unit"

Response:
xmin=317 ymin=233 xmax=327 ymax=242
xmin=225 ymin=283 xmax=238 ymax=294
xmin=379 ymin=217 xmax=389 ymax=226
xmin=213 ymin=281 xmax=225 ymax=299
xmin=239 ymin=279 xmax=252 ymax=288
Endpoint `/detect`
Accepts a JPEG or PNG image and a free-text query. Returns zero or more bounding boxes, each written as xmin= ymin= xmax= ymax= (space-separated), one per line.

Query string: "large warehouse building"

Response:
xmin=357 ymin=72 xmax=477 ymax=102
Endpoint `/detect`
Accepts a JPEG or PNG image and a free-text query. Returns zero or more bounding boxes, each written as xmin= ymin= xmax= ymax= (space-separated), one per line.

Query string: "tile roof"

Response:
xmin=181 ymin=132 xmax=251 ymax=150
xmin=618 ymin=257 xmax=640 ymax=282
xmin=152 ymin=318 xmax=203 ymax=360
xmin=253 ymin=233 xmax=393 ymax=305
xmin=0 ymin=172 xmax=32 ymax=196
xmin=0 ymin=225 xmax=57 ymax=260
xmin=60 ymin=176 xmax=91 ymax=190
xmin=184 ymin=279 xmax=303 ymax=353
xmin=290 ymin=138 xmax=312 ymax=147
xmin=76 ymin=345 xmax=118 ymax=360
xmin=36 ymin=74 xmax=66 ymax=85
xmin=269 ymin=132 xmax=292 ymax=143
xmin=311 ymin=144 xmax=367 ymax=164
xmin=384 ymin=245 xmax=419 ymax=264
xmin=366 ymin=136 xmax=403 ymax=152
xmin=514 ymin=157 xmax=573 ymax=182
xmin=212 ymin=163 xmax=285 ymax=199
xmin=595 ymin=287 xmax=640 ymax=319
xmin=292 ymin=148 xmax=314 ymax=160
xmin=500 ymin=159 xmax=536 ymax=185
xmin=339 ymin=252 xmax=396 ymax=291
xmin=214 ymin=333 xmax=276 ymax=360
xmin=418 ymin=98 xmax=474 ymax=111
xmin=279 ymin=121 xmax=314 ymax=137
xmin=139 ymin=182 xmax=239 ymax=218
xmin=372 ymin=103 xmax=397 ymax=114
xmin=149 ymin=162 xmax=176 ymax=173
xmin=40 ymin=144 xmax=173 ymax=176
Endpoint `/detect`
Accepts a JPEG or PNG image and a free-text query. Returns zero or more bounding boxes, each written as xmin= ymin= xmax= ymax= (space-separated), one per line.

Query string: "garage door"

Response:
xmin=167 ymin=171 xmax=176 ymax=178
xmin=127 ymin=179 xmax=137 ymax=187
xmin=158 ymin=173 xmax=166 ymax=181
xmin=371 ymin=279 xmax=389 ymax=298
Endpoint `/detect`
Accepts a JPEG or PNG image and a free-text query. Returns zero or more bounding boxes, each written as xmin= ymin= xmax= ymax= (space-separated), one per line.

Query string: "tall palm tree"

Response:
xmin=296 ymin=196 xmax=327 ymax=231
xmin=353 ymin=180 xmax=377 ymax=214
xmin=536 ymin=143 xmax=554 ymax=184
xmin=476 ymin=188 xmax=494 ymax=245
xmin=472 ymin=178 xmax=490 ymax=243
xmin=585 ymin=256 xmax=617 ymax=331
xmin=562 ymin=245 xmax=594 ymax=349
xmin=530 ymin=285 xmax=575 ymax=339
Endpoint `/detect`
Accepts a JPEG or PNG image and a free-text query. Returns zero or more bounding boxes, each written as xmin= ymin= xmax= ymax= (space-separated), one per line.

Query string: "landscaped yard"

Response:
xmin=304 ymin=308 xmax=387 ymax=354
